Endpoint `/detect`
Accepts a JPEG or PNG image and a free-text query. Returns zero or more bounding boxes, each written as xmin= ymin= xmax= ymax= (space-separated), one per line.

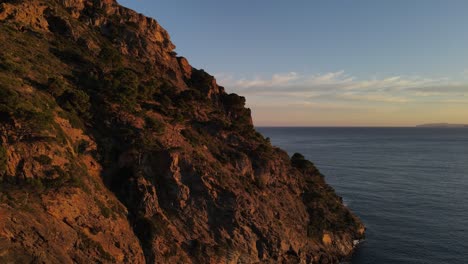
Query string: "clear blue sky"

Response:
xmin=118 ymin=0 xmax=468 ymax=126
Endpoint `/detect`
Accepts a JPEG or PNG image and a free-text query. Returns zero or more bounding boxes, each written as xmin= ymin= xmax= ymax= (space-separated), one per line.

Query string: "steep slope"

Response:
xmin=0 ymin=0 xmax=365 ymax=263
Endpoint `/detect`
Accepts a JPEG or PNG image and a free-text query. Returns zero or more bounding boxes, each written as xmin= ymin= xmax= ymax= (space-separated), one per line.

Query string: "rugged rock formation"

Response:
xmin=0 ymin=0 xmax=364 ymax=263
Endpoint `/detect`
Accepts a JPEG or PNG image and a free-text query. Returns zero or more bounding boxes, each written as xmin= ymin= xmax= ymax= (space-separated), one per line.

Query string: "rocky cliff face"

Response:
xmin=0 ymin=0 xmax=364 ymax=263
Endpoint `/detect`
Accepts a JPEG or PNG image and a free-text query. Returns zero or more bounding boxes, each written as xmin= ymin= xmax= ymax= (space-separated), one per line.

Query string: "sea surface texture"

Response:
xmin=257 ymin=127 xmax=468 ymax=264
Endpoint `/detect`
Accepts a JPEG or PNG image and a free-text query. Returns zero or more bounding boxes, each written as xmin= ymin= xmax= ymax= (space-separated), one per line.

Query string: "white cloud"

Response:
xmin=215 ymin=71 xmax=468 ymax=105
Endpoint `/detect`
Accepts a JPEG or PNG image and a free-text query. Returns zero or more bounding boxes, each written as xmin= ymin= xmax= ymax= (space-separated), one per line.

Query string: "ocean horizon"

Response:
xmin=256 ymin=126 xmax=468 ymax=128
xmin=258 ymin=127 xmax=468 ymax=264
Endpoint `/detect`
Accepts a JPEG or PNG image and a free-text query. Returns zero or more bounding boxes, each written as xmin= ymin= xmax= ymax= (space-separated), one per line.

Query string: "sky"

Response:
xmin=118 ymin=0 xmax=468 ymax=126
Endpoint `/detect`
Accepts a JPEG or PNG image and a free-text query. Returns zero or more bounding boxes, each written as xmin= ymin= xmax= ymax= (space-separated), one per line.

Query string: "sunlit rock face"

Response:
xmin=0 ymin=0 xmax=364 ymax=263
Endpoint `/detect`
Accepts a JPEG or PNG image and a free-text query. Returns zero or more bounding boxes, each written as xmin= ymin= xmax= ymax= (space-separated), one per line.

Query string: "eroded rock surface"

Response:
xmin=0 ymin=0 xmax=364 ymax=263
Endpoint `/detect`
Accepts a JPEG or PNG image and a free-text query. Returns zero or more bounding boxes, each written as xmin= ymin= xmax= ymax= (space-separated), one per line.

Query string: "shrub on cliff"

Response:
xmin=0 ymin=86 xmax=19 ymax=107
xmin=99 ymin=45 xmax=123 ymax=69
xmin=47 ymin=77 xmax=68 ymax=97
xmin=48 ymin=78 xmax=90 ymax=113
xmin=0 ymin=145 xmax=7 ymax=176
xmin=34 ymin=155 xmax=53 ymax=165
xmin=15 ymin=108 xmax=53 ymax=139
xmin=222 ymin=93 xmax=246 ymax=109
xmin=178 ymin=89 xmax=203 ymax=102
xmin=58 ymin=89 xmax=91 ymax=117
xmin=291 ymin=153 xmax=320 ymax=174
xmin=145 ymin=116 xmax=165 ymax=134
xmin=105 ymin=68 xmax=140 ymax=106
xmin=0 ymin=107 xmax=53 ymax=142
xmin=46 ymin=77 xmax=91 ymax=127
xmin=189 ymin=69 xmax=215 ymax=94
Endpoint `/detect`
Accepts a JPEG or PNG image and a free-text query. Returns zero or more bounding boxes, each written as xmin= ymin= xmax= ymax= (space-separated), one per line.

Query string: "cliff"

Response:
xmin=0 ymin=0 xmax=364 ymax=263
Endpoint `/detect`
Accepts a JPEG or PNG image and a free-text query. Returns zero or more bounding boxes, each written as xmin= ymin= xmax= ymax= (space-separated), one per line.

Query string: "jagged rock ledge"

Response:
xmin=0 ymin=0 xmax=364 ymax=263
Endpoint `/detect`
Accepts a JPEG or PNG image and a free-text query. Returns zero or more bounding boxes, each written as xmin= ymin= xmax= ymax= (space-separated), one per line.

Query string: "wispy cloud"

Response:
xmin=215 ymin=71 xmax=468 ymax=104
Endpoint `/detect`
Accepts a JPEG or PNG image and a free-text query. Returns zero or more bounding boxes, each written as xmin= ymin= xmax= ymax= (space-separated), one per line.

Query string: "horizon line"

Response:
xmin=255 ymin=125 xmax=468 ymax=128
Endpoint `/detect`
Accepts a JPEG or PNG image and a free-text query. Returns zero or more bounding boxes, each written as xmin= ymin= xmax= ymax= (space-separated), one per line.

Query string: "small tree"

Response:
xmin=0 ymin=144 xmax=7 ymax=176
xmin=57 ymin=89 xmax=91 ymax=117
xmin=145 ymin=116 xmax=165 ymax=134
xmin=99 ymin=45 xmax=123 ymax=69
xmin=47 ymin=77 xmax=68 ymax=97
xmin=0 ymin=107 xmax=15 ymax=143
xmin=13 ymin=108 xmax=53 ymax=141
xmin=104 ymin=68 xmax=140 ymax=106
xmin=291 ymin=153 xmax=319 ymax=175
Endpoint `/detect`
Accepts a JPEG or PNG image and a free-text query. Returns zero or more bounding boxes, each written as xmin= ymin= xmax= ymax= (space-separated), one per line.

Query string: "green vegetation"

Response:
xmin=98 ymin=45 xmax=123 ymax=68
xmin=152 ymin=82 xmax=177 ymax=109
xmin=178 ymin=89 xmax=204 ymax=102
xmin=189 ymin=69 xmax=215 ymax=96
xmin=52 ymin=45 xmax=89 ymax=65
xmin=145 ymin=116 xmax=165 ymax=134
xmin=0 ymin=86 xmax=54 ymax=142
xmin=0 ymin=161 xmax=87 ymax=192
xmin=0 ymin=2 xmax=365 ymax=261
xmin=77 ymin=231 xmax=115 ymax=262
xmin=222 ymin=93 xmax=246 ymax=108
xmin=291 ymin=153 xmax=319 ymax=174
xmin=76 ymin=140 xmax=89 ymax=154
xmin=48 ymin=77 xmax=91 ymax=120
xmin=306 ymin=206 xmax=357 ymax=239
xmin=220 ymin=93 xmax=254 ymax=132
xmin=34 ymin=155 xmax=52 ymax=165
xmin=58 ymin=88 xmax=91 ymax=116
xmin=95 ymin=199 xmax=113 ymax=219
xmin=0 ymin=145 xmax=7 ymax=176
xmin=181 ymin=129 xmax=200 ymax=147
xmin=46 ymin=77 xmax=69 ymax=97
xmin=14 ymin=108 xmax=54 ymax=140
xmin=26 ymin=177 xmax=45 ymax=192
xmin=0 ymin=53 xmax=28 ymax=75
xmin=58 ymin=110 xmax=85 ymax=129
xmin=104 ymin=68 xmax=140 ymax=106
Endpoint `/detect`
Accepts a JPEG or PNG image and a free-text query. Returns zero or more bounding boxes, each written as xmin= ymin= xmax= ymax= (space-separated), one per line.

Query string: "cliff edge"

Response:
xmin=0 ymin=0 xmax=364 ymax=263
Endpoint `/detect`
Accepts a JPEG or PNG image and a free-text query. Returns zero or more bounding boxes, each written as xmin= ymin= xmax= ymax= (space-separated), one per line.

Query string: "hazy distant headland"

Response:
xmin=416 ymin=123 xmax=468 ymax=128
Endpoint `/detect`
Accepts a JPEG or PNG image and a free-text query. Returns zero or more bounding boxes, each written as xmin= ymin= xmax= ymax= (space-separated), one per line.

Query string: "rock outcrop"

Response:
xmin=0 ymin=0 xmax=364 ymax=263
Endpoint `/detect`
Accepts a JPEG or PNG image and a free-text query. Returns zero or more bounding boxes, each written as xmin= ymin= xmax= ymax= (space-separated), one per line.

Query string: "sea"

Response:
xmin=257 ymin=127 xmax=468 ymax=264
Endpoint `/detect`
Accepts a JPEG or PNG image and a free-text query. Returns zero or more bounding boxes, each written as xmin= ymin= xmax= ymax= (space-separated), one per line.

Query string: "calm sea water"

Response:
xmin=257 ymin=127 xmax=468 ymax=264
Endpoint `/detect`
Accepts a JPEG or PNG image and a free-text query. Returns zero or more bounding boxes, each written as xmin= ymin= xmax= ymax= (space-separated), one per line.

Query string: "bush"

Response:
xmin=57 ymin=89 xmax=91 ymax=117
xmin=10 ymin=108 xmax=53 ymax=141
xmin=0 ymin=145 xmax=7 ymax=175
xmin=178 ymin=89 xmax=203 ymax=102
xmin=0 ymin=87 xmax=54 ymax=141
xmin=181 ymin=129 xmax=200 ymax=147
xmin=95 ymin=199 xmax=113 ymax=219
xmin=292 ymin=153 xmax=311 ymax=168
xmin=223 ymin=93 xmax=246 ymax=109
xmin=52 ymin=46 xmax=88 ymax=65
xmin=76 ymin=140 xmax=89 ymax=154
xmin=48 ymin=78 xmax=91 ymax=118
xmin=145 ymin=116 xmax=165 ymax=134
xmin=104 ymin=68 xmax=140 ymax=106
xmin=99 ymin=45 xmax=123 ymax=68
xmin=255 ymin=143 xmax=274 ymax=159
xmin=58 ymin=111 xmax=85 ymax=130
xmin=0 ymin=87 xmax=19 ymax=106
xmin=34 ymin=155 xmax=52 ymax=165
xmin=189 ymin=69 xmax=215 ymax=94
xmin=77 ymin=231 xmax=115 ymax=262
xmin=47 ymin=77 xmax=69 ymax=97
xmin=0 ymin=55 xmax=27 ymax=75
xmin=26 ymin=177 xmax=45 ymax=191
xmin=152 ymin=81 xmax=177 ymax=105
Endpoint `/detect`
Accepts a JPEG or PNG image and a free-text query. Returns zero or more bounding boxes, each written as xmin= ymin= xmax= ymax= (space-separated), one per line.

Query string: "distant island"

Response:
xmin=416 ymin=123 xmax=468 ymax=128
